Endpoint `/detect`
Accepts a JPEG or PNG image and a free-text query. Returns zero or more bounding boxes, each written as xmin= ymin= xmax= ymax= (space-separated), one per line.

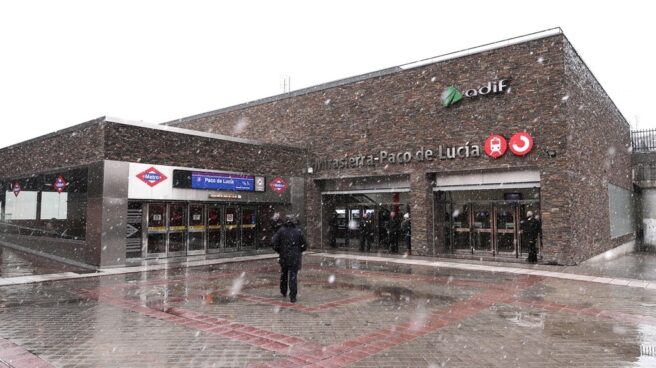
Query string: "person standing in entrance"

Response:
xmin=272 ymin=215 xmax=307 ymax=303
xmin=359 ymin=213 xmax=374 ymax=252
xmin=328 ymin=211 xmax=338 ymax=248
xmin=387 ymin=211 xmax=401 ymax=253
xmin=521 ymin=211 xmax=541 ymax=263
xmin=401 ymin=213 xmax=411 ymax=256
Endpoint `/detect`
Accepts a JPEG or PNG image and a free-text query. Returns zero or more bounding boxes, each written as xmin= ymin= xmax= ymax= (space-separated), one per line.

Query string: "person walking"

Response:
xmin=272 ymin=215 xmax=307 ymax=303
xmin=401 ymin=213 xmax=411 ymax=256
xmin=521 ymin=211 xmax=541 ymax=263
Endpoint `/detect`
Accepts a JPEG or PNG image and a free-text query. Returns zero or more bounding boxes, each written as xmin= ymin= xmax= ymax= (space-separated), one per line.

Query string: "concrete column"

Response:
xmin=86 ymin=160 xmax=129 ymax=268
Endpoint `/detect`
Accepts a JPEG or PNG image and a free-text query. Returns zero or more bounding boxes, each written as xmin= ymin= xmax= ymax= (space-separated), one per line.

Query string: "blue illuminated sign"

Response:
xmin=191 ymin=172 xmax=254 ymax=192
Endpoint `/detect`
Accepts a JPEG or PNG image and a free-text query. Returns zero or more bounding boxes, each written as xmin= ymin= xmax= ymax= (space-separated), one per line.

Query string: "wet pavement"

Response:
xmin=2 ymin=252 xmax=656 ymax=367
xmin=0 ymin=247 xmax=88 ymax=278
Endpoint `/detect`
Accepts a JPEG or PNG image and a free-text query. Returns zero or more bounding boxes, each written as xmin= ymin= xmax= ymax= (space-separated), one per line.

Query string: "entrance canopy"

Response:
xmin=433 ymin=170 xmax=540 ymax=192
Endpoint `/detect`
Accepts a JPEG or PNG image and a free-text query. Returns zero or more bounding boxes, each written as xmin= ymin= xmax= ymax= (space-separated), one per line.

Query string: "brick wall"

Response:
xmin=562 ymin=39 xmax=634 ymax=263
xmin=102 ymin=122 xmax=306 ymax=177
xmin=0 ymin=118 xmax=105 ymax=178
xmin=171 ymin=35 xmax=585 ymax=261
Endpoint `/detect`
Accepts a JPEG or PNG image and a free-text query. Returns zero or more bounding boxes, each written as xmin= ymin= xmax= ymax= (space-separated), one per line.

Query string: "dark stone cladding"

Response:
xmin=102 ymin=121 xmax=306 ymax=177
xmin=0 ymin=117 xmax=306 ymax=179
xmin=0 ymin=117 xmax=105 ymax=178
xmin=562 ymin=39 xmax=633 ymax=264
xmin=167 ymin=34 xmax=632 ymax=265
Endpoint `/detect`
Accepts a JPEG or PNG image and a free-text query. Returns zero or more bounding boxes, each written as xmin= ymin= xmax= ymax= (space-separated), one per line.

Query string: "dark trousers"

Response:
xmin=527 ymin=241 xmax=538 ymax=263
xmin=404 ymin=235 xmax=411 ymax=253
xmin=389 ymin=233 xmax=399 ymax=253
xmin=280 ymin=265 xmax=299 ymax=298
xmin=360 ymin=233 xmax=372 ymax=252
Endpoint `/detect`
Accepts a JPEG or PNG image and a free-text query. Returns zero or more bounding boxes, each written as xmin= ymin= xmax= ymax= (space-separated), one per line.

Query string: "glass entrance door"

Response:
xmin=472 ymin=204 xmax=492 ymax=251
xmin=439 ymin=188 xmax=540 ymax=258
xmin=241 ymin=207 xmax=257 ymax=249
xmin=224 ymin=206 xmax=240 ymax=251
xmin=168 ymin=203 xmax=187 ymax=256
xmin=146 ymin=203 xmax=167 ymax=257
xmin=452 ymin=203 xmax=471 ymax=251
xmin=188 ymin=204 xmax=206 ymax=255
xmin=207 ymin=204 xmax=223 ymax=253
xmin=495 ymin=204 xmax=516 ymax=254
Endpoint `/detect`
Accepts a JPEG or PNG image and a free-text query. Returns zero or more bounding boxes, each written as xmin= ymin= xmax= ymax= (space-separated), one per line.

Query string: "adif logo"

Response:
xmin=441 ymin=79 xmax=509 ymax=107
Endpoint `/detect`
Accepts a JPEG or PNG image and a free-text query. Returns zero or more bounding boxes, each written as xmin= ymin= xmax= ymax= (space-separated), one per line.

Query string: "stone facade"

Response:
xmin=0 ymin=118 xmax=306 ymax=267
xmin=168 ymin=34 xmax=633 ymax=265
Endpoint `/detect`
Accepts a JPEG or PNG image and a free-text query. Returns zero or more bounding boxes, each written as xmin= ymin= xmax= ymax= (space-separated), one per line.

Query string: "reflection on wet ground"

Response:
xmin=1 ymin=255 xmax=656 ymax=367
xmin=0 ymin=247 xmax=87 ymax=278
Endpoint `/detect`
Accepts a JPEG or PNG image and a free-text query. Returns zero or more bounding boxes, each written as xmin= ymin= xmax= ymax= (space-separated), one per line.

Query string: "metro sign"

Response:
xmin=53 ymin=175 xmax=69 ymax=193
xmin=136 ymin=167 xmax=168 ymax=187
xmin=269 ymin=177 xmax=288 ymax=194
xmin=12 ymin=182 xmax=21 ymax=197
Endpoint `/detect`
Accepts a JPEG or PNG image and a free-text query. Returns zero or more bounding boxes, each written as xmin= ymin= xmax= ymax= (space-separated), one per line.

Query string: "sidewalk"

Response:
xmin=3 ymin=245 xmax=656 ymax=289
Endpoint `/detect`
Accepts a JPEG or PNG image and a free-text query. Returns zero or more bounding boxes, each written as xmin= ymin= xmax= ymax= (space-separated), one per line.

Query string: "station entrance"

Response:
xmin=435 ymin=188 xmax=541 ymax=258
xmin=321 ymin=191 xmax=410 ymax=252
xmin=127 ymin=201 xmax=275 ymax=259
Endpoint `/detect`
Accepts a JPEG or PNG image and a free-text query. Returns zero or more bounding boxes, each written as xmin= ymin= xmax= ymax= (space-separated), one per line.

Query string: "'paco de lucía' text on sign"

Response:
xmin=314 ymin=143 xmax=481 ymax=171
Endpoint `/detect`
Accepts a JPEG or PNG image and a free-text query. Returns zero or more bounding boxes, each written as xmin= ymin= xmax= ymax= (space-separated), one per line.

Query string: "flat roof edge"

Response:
xmin=104 ymin=116 xmax=305 ymax=153
xmin=399 ymin=28 xmax=562 ymax=70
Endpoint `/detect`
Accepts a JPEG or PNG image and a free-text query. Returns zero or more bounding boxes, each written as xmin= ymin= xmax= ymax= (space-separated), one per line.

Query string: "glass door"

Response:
xmin=207 ymin=204 xmax=223 ymax=253
xmin=452 ymin=203 xmax=471 ymax=251
xmin=495 ymin=204 xmax=516 ymax=254
xmin=241 ymin=207 xmax=257 ymax=249
xmin=168 ymin=203 xmax=187 ymax=256
xmin=472 ymin=204 xmax=492 ymax=252
xmin=146 ymin=203 xmax=167 ymax=257
xmin=224 ymin=205 xmax=240 ymax=251
xmin=188 ymin=204 xmax=206 ymax=255
xmin=348 ymin=207 xmax=362 ymax=248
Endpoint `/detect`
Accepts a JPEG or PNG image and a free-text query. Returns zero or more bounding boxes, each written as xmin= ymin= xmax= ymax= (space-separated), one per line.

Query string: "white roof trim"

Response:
xmin=434 ymin=182 xmax=540 ymax=192
xmin=400 ymin=28 xmax=562 ymax=71
xmin=322 ymin=188 xmax=410 ymax=195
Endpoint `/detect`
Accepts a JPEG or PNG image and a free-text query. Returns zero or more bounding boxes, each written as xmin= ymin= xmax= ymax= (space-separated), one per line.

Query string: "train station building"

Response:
xmin=0 ymin=29 xmax=636 ymax=268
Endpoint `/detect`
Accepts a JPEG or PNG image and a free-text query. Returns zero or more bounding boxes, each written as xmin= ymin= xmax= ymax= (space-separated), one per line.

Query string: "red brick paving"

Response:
xmin=0 ymin=337 xmax=54 ymax=368
xmin=2 ymin=257 xmax=656 ymax=367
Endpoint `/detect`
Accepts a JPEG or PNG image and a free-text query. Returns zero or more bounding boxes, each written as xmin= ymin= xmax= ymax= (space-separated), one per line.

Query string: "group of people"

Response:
xmin=328 ymin=211 xmax=412 ymax=255
xmin=271 ymin=209 xmax=542 ymax=304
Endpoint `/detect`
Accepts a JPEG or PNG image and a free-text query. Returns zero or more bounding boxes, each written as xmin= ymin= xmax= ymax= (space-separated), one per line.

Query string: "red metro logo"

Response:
xmin=269 ymin=177 xmax=288 ymax=194
xmin=484 ymin=132 xmax=533 ymax=159
xmin=136 ymin=167 xmax=168 ymax=187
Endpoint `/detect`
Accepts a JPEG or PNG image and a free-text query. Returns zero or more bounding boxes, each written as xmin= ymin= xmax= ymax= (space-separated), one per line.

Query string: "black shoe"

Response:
xmin=290 ymin=297 xmax=296 ymax=303
xmin=281 ymin=291 xmax=287 ymax=297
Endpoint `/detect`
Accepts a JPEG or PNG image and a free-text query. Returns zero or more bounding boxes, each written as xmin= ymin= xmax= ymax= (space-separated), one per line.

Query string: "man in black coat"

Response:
xmin=272 ymin=215 xmax=307 ymax=303
xmin=387 ymin=211 xmax=401 ymax=253
xmin=521 ymin=211 xmax=541 ymax=263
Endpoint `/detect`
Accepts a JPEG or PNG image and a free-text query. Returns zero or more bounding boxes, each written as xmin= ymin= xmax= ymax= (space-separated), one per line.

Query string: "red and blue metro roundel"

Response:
xmin=53 ymin=175 xmax=69 ymax=193
xmin=136 ymin=167 xmax=168 ymax=187
xmin=269 ymin=177 xmax=288 ymax=194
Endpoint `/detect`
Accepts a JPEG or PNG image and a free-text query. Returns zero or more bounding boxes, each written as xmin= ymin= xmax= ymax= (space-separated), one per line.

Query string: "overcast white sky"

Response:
xmin=0 ymin=1 xmax=654 ymax=149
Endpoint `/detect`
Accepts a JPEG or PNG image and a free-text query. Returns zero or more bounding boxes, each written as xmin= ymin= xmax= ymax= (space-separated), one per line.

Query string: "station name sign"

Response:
xmin=173 ymin=170 xmax=265 ymax=192
xmin=314 ymin=143 xmax=481 ymax=171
